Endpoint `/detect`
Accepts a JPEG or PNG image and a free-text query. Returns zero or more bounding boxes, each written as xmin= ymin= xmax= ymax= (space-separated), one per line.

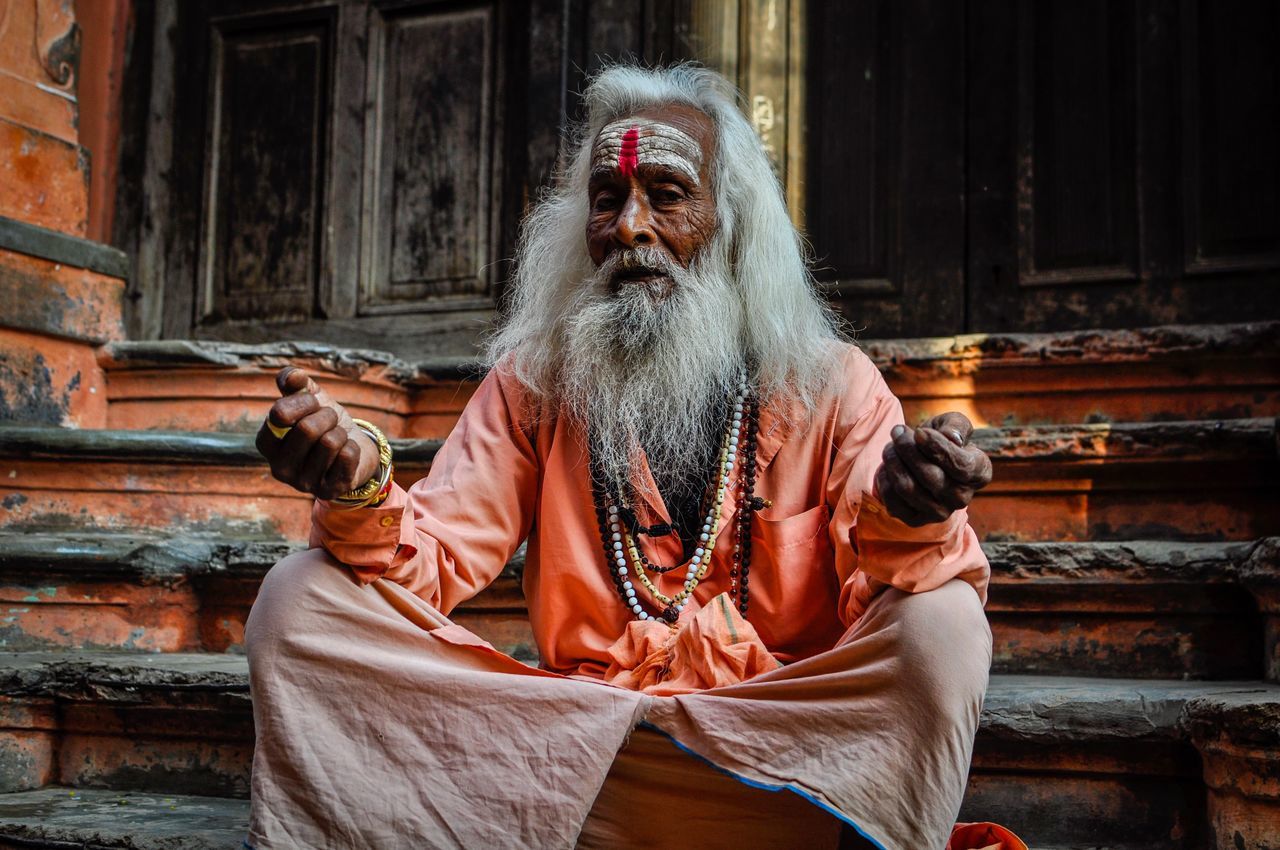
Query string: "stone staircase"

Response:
xmin=0 ymin=322 xmax=1277 ymax=849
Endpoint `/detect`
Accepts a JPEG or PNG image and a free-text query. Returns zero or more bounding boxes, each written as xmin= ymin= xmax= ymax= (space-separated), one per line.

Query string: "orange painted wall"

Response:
xmin=74 ymin=0 xmax=131 ymax=243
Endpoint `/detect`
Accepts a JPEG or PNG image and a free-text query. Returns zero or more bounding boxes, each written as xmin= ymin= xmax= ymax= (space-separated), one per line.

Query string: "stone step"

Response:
xmin=865 ymin=321 xmax=1280 ymax=429
xmin=0 ymin=787 xmax=247 ymax=849
xmin=0 ymin=529 xmax=528 ymax=657
xmin=1 ymin=531 xmax=1277 ymax=681
xmin=0 ymin=428 xmax=439 ymax=541
xmin=0 ymin=654 xmax=1276 ymax=848
xmin=966 ymin=677 xmax=1280 ymax=849
xmin=100 ymin=321 xmax=1280 ymax=435
xmin=99 ymin=339 xmax=477 ymax=439
xmin=0 ymin=790 xmax=1170 ymax=850
xmin=2 ymin=418 xmax=1277 ymax=543
xmin=985 ymin=538 xmax=1280 ymax=680
xmin=966 ymin=418 xmax=1279 ymax=542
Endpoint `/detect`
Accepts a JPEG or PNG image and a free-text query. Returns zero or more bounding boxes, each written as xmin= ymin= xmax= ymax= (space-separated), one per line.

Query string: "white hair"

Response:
xmin=486 ymin=64 xmax=841 ymax=492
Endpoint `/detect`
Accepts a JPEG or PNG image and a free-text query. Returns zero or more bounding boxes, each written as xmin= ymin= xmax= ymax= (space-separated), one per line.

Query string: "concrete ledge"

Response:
xmin=0 ymin=787 xmax=248 ymax=850
xmin=0 ymin=216 xmax=128 ymax=279
xmin=99 ymin=321 xmax=1280 ymax=434
xmin=0 ymin=426 xmax=443 ymax=465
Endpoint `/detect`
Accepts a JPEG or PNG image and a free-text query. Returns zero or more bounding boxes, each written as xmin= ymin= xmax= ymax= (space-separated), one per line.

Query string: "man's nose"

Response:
xmin=613 ymin=192 xmax=656 ymax=247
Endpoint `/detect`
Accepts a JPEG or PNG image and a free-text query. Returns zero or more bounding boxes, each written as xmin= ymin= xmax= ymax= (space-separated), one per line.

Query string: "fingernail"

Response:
xmin=891 ymin=425 xmax=905 ymax=439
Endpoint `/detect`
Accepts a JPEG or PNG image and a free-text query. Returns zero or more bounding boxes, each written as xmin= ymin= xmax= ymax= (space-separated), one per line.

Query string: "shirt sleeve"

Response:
xmin=308 ymin=365 xmax=540 ymax=615
xmin=824 ymin=347 xmax=990 ymax=626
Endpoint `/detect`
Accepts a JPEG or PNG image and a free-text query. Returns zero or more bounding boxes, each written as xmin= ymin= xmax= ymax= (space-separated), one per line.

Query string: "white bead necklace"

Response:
xmin=607 ymin=371 xmax=750 ymax=624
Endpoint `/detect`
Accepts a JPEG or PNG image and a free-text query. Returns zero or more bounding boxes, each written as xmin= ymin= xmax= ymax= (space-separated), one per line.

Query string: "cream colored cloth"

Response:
xmin=246 ymin=549 xmax=991 ymax=849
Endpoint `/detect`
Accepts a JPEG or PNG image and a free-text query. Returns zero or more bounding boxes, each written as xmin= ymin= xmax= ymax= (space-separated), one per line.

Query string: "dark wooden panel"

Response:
xmin=1182 ymin=0 xmax=1280 ymax=274
xmin=198 ymin=11 xmax=333 ymax=324
xmin=806 ymin=0 xmax=895 ymax=290
xmin=804 ymin=0 xmax=964 ymax=338
xmin=1019 ymin=0 xmax=1137 ymax=284
xmin=360 ymin=2 xmax=496 ymax=313
xmin=968 ymin=0 xmax=1280 ymax=333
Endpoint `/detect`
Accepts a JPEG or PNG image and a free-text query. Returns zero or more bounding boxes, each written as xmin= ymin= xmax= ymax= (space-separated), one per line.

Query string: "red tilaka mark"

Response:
xmin=618 ymin=126 xmax=640 ymax=176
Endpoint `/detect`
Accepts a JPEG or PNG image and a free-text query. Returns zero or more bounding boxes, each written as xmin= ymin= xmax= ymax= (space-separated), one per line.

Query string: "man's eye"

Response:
xmin=652 ymin=189 xmax=684 ymax=204
xmin=593 ymin=193 xmax=621 ymax=210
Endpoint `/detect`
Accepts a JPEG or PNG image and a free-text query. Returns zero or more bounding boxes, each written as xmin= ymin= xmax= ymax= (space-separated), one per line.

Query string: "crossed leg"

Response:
xmin=246 ymin=549 xmax=989 ymax=849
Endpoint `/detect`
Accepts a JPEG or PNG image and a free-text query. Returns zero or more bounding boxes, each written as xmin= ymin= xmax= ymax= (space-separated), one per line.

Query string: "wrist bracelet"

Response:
xmin=330 ymin=419 xmax=395 ymax=510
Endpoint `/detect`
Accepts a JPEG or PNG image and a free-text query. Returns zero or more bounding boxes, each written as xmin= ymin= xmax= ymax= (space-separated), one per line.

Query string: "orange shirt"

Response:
xmin=311 ymin=343 xmax=989 ymax=679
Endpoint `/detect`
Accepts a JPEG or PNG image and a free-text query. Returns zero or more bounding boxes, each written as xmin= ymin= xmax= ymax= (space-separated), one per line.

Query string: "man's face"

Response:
xmin=586 ymin=105 xmax=718 ymax=299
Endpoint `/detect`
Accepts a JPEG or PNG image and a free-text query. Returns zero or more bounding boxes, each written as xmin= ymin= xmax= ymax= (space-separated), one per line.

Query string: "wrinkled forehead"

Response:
xmin=590 ymin=117 xmax=704 ymax=185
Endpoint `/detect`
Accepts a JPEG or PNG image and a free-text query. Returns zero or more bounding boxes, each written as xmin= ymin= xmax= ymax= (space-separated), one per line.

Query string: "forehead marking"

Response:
xmin=592 ymin=118 xmax=702 ymax=184
xmin=618 ymin=126 xmax=639 ymax=176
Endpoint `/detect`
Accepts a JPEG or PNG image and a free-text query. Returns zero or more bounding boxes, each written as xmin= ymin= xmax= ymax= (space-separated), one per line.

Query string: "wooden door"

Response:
xmin=150 ymin=0 xmax=533 ymax=356
xmin=803 ymin=0 xmax=967 ymax=338
xmin=966 ymin=0 xmax=1280 ymax=333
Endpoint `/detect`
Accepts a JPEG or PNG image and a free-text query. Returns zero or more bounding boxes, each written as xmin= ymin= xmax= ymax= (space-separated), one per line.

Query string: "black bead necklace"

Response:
xmin=590 ymin=384 xmax=762 ymax=622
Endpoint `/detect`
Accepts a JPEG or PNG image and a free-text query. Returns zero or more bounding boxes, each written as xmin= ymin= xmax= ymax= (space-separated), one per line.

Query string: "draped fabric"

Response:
xmin=247 ymin=551 xmax=998 ymax=849
xmin=245 ymin=342 xmax=1021 ymax=849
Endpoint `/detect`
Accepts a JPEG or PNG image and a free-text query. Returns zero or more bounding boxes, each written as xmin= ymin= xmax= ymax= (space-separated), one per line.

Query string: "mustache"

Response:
xmin=597 ymin=247 xmax=680 ymax=281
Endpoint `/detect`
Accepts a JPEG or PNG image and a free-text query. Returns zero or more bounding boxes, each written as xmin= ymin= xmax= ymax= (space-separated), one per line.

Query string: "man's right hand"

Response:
xmin=256 ymin=367 xmax=381 ymax=499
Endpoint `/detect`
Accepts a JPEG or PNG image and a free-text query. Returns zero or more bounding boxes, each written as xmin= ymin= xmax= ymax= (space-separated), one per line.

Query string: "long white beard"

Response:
xmin=557 ymin=244 xmax=746 ymax=499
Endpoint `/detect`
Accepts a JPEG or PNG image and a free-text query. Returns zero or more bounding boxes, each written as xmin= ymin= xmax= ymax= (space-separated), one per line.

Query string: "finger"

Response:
xmin=295 ymin=424 xmax=349 ymax=495
xmin=255 ymin=421 xmax=281 ymax=465
xmin=887 ymin=431 xmax=978 ymax=510
xmin=876 ymin=463 xmax=938 ymax=528
xmin=925 ymin=411 xmax=974 ymax=446
xmin=891 ymin=426 xmax=950 ymax=499
xmin=880 ymin=446 xmax=950 ymax=523
xmin=269 ymin=392 xmax=321 ymax=429
xmin=273 ymin=408 xmax=339 ymax=486
xmin=317 ymin=439 xmax=365 ymax=500
xmin=914 ymin=428 xmax=992 ymax=487
xmin=276 ymin=366 xmax=321 ymax=397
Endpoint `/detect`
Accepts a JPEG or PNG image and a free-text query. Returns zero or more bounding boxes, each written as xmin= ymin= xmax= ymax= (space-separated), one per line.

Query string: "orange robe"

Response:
xmin=310 ymin=343 xmax=989 ymax=685
xmin=246 ymin=343 xmax=1021 ymax=848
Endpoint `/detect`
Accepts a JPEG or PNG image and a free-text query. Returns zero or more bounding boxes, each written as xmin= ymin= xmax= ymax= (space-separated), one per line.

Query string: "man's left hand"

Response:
xmin=874 ymin=412 xmax=993 ymax=527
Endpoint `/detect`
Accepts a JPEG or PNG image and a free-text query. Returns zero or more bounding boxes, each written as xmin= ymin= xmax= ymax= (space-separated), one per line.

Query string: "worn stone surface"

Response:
xmin=0 ymin=787 xmax=249 ymax=849
xmin=983 ymin=541 xmax=1280 ymax=680
xmin=2 ymin=419 xmax=1274 ymax=543
xmin=100 ymin=339 xmax=478 ymax=386
xmin=0 ymin=531 xmax=296 ymax=584
xmin=0 ymin=329 xmax=104 ymax=428
xmin=100 ymin=321 xmax=1280 ymax=435
xmin=0 ymin=652 xmax=249 ymax=699
xmin=0 ymin=427 xmax=441 ymax=465
xmin=973 ymin=418 xmax=1277 ymax=462
xmin=0 ymin=429 xmax=440 ymax=540
xmin=864 ymin=321 xmax=1280 ymax=367
xmin=0 ymin=528 xmax=518 ymax=653
xmin=105 ymin=321 xmax=1280 ymax=385
xmin=0 ymin=654 xmax=253 ymax=796
xmin=100 ymin=341 xmax=477 ymax=437
xmin=0 ymin=121 xmax=87 ymax=234
xmin=979 ymin=677 xmax=1274 ymax=743
xmin=0 ymin=249 xmax=125 ymax=344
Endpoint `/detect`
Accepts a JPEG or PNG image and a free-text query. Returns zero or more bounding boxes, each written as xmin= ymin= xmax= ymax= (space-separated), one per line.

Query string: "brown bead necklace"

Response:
xmin=590 ymin=380 xmax=762 ymax=623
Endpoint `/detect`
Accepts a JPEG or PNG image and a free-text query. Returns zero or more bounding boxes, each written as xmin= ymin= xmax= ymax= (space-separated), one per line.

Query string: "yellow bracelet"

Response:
xmin=331 ymin=419 xmax=394 ymax=509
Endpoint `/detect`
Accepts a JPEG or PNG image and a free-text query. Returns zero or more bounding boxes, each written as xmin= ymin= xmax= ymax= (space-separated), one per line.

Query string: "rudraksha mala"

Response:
xmin=590 ymin=378 xmax=762 ymax=624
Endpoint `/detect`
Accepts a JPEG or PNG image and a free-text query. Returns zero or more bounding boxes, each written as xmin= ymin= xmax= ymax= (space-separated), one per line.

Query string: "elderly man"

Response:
xmin=248 ymin=65 xmax=1012 ymax=849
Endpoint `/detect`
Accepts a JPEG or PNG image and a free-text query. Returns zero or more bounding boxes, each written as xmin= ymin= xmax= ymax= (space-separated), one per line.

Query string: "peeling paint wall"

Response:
xmin=0 ymin=0 xmax=125 ymax=428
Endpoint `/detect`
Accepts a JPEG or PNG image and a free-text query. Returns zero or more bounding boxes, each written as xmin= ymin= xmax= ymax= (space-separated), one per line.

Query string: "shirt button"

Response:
xmin=379 ymin=516 xmax=395 ymax=527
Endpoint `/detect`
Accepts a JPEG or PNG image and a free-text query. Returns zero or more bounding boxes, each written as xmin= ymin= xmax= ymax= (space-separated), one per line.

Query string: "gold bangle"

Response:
xmin=331 ymin=419 xmax=394 ymax=508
